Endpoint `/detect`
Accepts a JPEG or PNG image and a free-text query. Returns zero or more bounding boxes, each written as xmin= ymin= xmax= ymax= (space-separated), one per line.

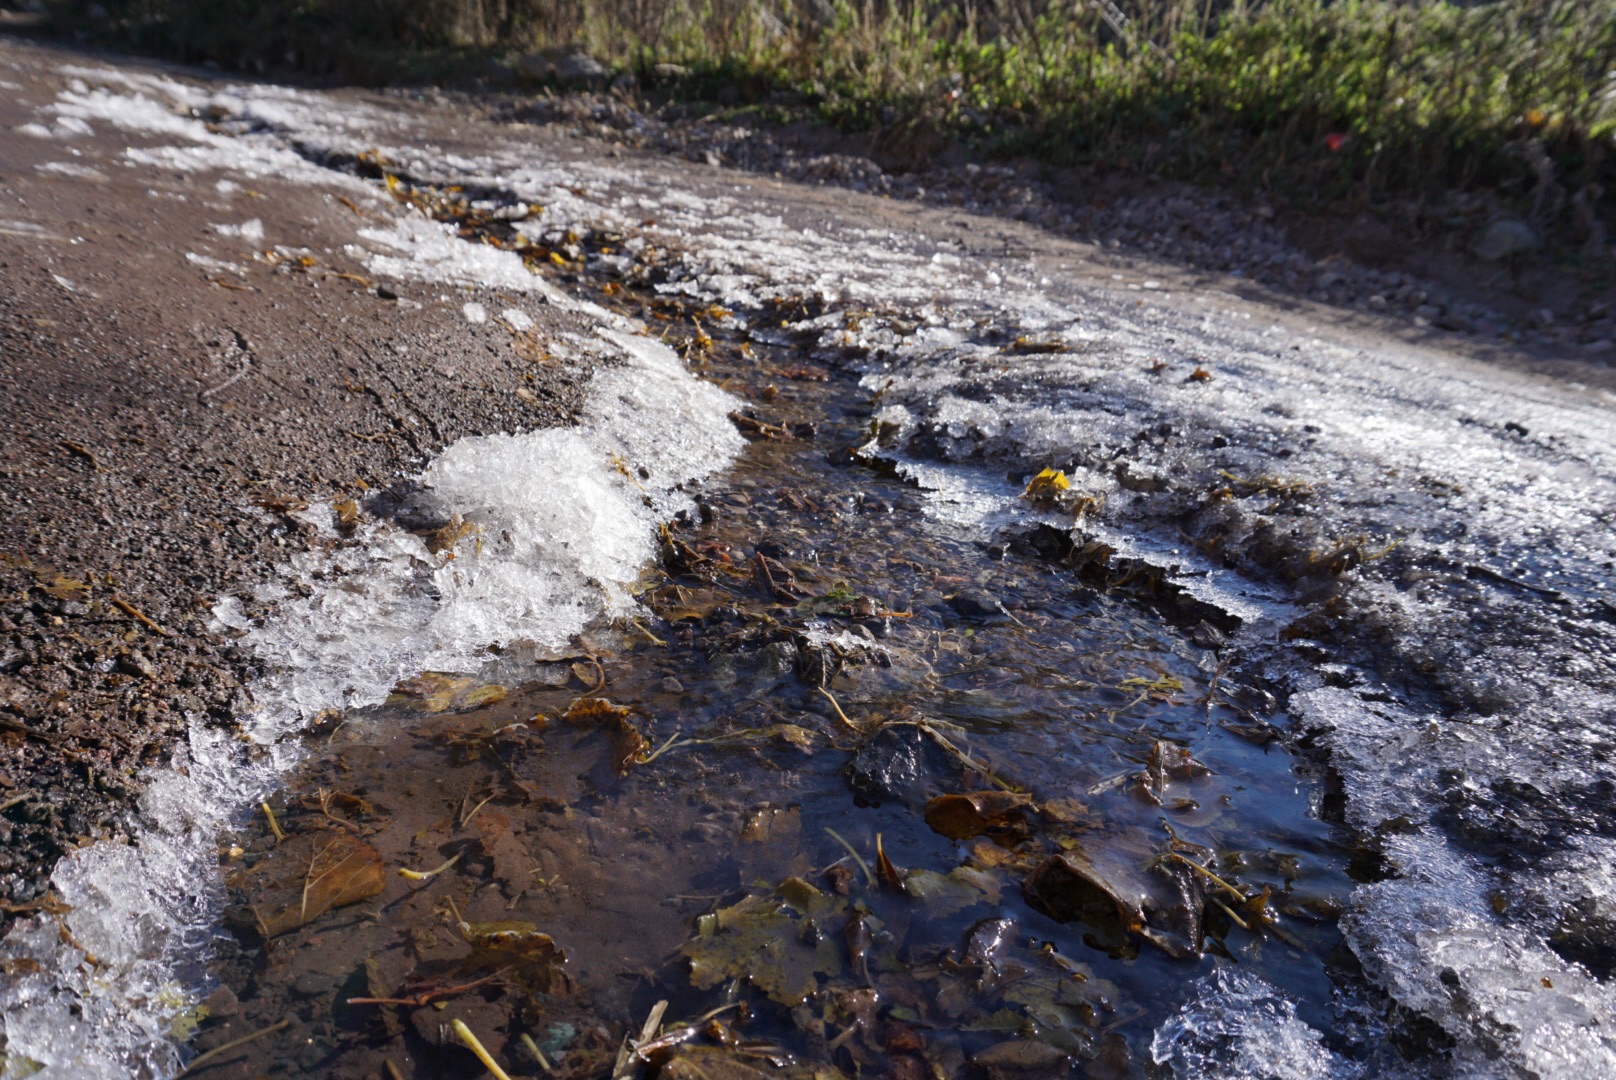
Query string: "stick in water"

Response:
xmin=452 ymin=1018 xmax=514 ymax=1080
xmin=177 ymin=1018 xmax=291 ymax=1076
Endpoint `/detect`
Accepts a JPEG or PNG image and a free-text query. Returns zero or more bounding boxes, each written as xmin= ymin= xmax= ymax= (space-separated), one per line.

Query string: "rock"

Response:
xmin=1473 ymin=218 xmax=1542 ymax=261
xmin=947 ymin=589 xmax=1010 ymax=624
xmin=659 ymin=676 xmax=685 ymax=694
xmin=515 ymin=50 xmax=608 ymax=89
xmin=203 ymin=985 xmax=240 ymax=1018
xmin=845 ymin=722 xmax=957 ymax=806
xmin=117 ymin=650 xmax=156 ymax=679
xmin=555 ymin=53 xmax=608 ymax=87
xmin=515 ymin=53 xmax=554 ymax=84
xmin=291 ymin=972 xmax=333 ymax=998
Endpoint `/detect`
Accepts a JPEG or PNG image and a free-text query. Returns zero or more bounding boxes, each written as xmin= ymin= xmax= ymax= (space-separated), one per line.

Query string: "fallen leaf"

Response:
xmin=251 ymin=832 xmax=386 ymax=937
xmin=924 ymin=791 xmax=1034 ymax=840
xmin=474 ymin=811 xmax=538 ymax=898
xmin=563 ymin=696 xmax=649 ymax=774
xmin=1023 ymin=468 xmax=1069 ymax=502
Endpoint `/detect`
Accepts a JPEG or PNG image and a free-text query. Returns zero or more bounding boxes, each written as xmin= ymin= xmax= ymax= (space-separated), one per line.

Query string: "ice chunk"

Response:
xmin=1151 ymin=968 xmax=1353 ymax=1079
xmin=210 ymin=218 xmax=264 ymax=242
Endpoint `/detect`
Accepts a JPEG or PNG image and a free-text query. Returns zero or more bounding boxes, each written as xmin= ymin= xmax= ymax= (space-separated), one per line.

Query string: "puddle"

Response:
xmin=183 ymin=288 xmax=1359 ymax=1078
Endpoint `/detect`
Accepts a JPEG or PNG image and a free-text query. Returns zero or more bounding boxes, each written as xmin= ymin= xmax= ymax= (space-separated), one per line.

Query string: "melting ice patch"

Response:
xmin=0 ymin=332 xmax=740 ymax=1078
xmin=1151 ymin=968 xmax=1352 ymax=1079
xmin=241 ymin=330 xmax=741 ymax=735
xmin=0 ymin=66 xmax=743 ymax=1078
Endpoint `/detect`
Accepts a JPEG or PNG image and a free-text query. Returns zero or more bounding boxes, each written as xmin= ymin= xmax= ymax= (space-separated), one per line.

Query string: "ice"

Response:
xmin=210 ymin=218 xmax=263 ymax=242
xmin=360 ymin=217 xmax=572 ymax=301
xmin=463 ymin=300 xmax=488 ymax=323
xmin=501 ymin=307 xmax=535 ymax=332
xmin=184 ymin=252 xmax=245 ymax=275
xmin=35 ymin=161 xmax=107 ymax=181
xmin=1151 ymin=968 xmax=1353 ymax=1079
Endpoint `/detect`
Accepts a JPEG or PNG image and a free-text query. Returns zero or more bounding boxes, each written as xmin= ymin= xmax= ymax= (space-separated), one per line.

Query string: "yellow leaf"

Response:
xmin=1024 ymin=468 xmax=1069 ymax=500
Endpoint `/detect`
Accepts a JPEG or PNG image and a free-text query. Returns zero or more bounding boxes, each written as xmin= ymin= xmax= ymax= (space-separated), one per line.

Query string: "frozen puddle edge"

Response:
xmin=0 ymin=246 xmax=742 ymax=1080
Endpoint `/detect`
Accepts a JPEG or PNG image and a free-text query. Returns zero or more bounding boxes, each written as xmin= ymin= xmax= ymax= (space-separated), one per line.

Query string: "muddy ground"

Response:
xmin=0 ymin=41 xmax=604 ymax=914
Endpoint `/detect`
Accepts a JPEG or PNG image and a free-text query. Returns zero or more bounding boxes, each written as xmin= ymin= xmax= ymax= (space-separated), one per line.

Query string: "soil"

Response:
xmin=0 ymin=37 xmax=600 ymax=919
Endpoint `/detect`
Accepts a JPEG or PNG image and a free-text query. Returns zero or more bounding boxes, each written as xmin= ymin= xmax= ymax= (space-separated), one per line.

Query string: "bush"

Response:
xmin=45 ymin=0 xmax=1616 ymax=229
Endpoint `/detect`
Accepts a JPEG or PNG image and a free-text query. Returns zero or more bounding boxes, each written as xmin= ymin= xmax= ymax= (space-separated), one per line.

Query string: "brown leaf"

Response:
xmin=1134 ymin=740 xmax=1210 ymax=805
xmin=563 ymin=696 xmax=649 ymax=774
xmin=252 ymin=833 xmax=385 ymax=937
xmin=923 ymin=791 xmax=1034 ymax=840
xmin=37 ymin=575 xmax=90 ymax=602
xmin=474 ymin=811 xmax=537 ymax=898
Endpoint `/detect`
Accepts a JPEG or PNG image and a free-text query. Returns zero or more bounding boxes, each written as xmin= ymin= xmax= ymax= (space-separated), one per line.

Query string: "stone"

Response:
xmin=1472 ymin=218 xmax=1542 ymax=261
xmin=555 ymin=53 xmax=608 ymax=87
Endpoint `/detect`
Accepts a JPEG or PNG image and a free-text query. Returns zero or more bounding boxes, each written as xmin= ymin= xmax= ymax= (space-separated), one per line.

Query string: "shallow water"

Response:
xmin=187 ymin=297 xmax=1360 ymax=1078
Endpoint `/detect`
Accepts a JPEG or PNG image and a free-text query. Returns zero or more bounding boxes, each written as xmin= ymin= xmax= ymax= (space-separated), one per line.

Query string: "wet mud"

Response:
xmin=189 ymin=272 xmax=1358 ymax=1078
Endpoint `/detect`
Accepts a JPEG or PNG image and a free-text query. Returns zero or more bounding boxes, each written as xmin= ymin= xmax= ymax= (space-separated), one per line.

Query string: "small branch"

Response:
xmin=111 ymin=595 xmax=170 ymax=636
xmin=823 ymin=827 xmax=874 ymax=888
xmin=260 ymin=801 xmax=285 ymax=843
xmin=177 ymin=1018 xmax=290 ymax=1075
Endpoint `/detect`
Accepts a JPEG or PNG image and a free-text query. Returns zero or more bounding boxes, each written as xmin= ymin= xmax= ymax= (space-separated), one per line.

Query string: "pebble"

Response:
xmin=292 ymin=972 xmax=334 ymax=998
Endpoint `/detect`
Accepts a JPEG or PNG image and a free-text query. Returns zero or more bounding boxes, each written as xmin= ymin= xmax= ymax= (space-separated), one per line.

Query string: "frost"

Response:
xmin=210 ymin=218 xmax=263 ymax=242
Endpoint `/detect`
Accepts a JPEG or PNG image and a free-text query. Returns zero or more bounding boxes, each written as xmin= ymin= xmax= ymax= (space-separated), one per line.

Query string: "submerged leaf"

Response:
xmin=924 ymin=791 xmax=1034 ymax=840
xmin=682 ymin=883 xmax=844 ymax=1006
xmin=251 ymin=832 xmax=386 ymax=937
xmin=902 ymin=866 xmax=1001 ymax=918
xmin=563 ymin=696 xmax=650 ymax=774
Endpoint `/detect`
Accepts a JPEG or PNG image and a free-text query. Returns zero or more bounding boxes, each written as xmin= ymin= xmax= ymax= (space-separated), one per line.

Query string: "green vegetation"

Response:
xmin=41 ymin=0 xmax=1616 ymax=222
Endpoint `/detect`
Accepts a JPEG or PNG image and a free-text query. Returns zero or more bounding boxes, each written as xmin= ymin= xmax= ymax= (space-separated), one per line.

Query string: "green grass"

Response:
xmin=41 ymin=0 xmax=1616 ymax=236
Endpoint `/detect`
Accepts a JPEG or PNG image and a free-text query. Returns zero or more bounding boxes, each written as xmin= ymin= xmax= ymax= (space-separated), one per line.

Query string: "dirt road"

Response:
xmin=2 ymin=35 xmax=1614 ymax=1080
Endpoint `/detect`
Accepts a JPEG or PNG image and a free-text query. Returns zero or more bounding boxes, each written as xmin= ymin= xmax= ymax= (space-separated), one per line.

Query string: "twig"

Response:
xmin=918 ymin=724 xmax=1016 ymax=792
xmin=110 ymin=594 xmax=170 ymax=636
xmin=461 ymin=792 xmax=498 ymax=827
xmin=615 ymin=999 xmax=668 ymax=1079
xmin=398 ymin=851 xmax=462 ymax=881
xmin=815 ymin=687 xmax=856 ymax=731
xmin=177 ymin=1018 xmax=291 ymax=1075
xmin=59 ymin=440 xmax=102 ymax=471
xmin=1212 ymin=897 xmax=1250 ymax=931
xmin=823 ymin=827 xmax=874 ymax=888
xmin=636 ymin=729 xmax=692 ymax=767
xmin=1168 ymin=853 xmax=1246 ymax=903
xmin=348 ymin=971 xmax=504 ymax=1007
xmin=520 ymin=1033 xmax=555 ymax=1074
xmin=452 ymin=1018 xmax=514 ymax=1080
xmin=385 ymin=1061 xmax=406 ymax=1080
xmin=260 ymin=801 xmax=285 ymax=843
xmin=628 ymin=618 xmax=666 ymax=646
